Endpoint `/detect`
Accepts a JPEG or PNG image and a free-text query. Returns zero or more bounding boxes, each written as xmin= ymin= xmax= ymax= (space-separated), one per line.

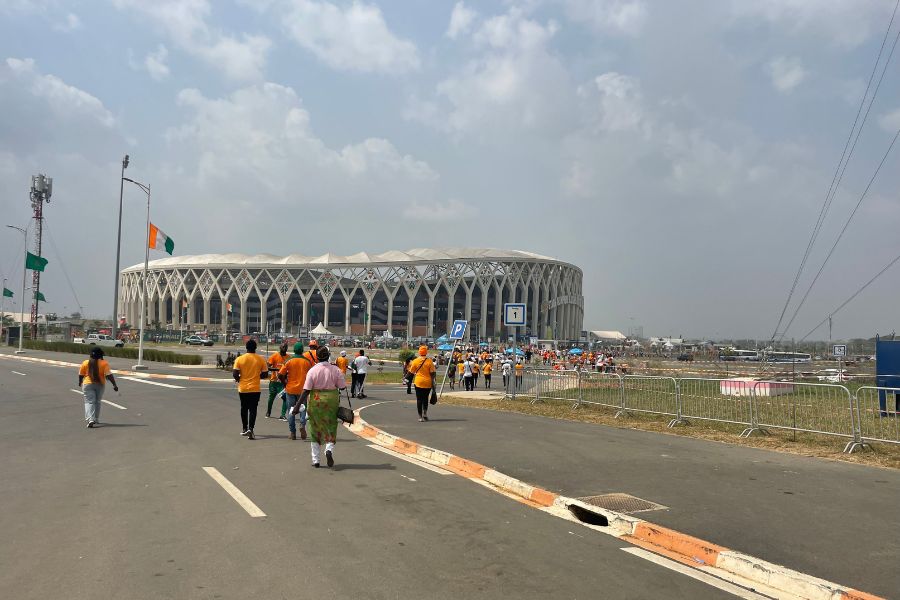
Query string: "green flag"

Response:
xmin=35 ymin=291 xmax=46 ymax=302
xmin=25 ymin=252 xmax=48 ymax=272
xmin=2 ymin=288 xmax=12 ymax=298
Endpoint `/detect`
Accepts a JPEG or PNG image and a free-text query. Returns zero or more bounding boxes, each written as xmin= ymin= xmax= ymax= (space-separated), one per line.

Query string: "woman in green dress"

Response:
xmin=292 ymin=346 xmax=347 ymax=468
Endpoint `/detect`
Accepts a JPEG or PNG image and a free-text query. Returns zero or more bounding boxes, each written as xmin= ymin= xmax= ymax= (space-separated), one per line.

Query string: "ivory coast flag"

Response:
xmin=148 ymin=223 xmax=175 ymax=255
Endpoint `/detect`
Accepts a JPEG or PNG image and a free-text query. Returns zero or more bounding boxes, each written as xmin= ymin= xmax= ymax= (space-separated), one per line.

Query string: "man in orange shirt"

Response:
xmin=232 ymin=338 xmax=268 ymax=440
xmin=279 ymin=341 xmax=317 ymax=440
xmin=266 ymin=343 xmax=289 ymax=420
xmin=408 ymin=346 xmax=436 ymax=421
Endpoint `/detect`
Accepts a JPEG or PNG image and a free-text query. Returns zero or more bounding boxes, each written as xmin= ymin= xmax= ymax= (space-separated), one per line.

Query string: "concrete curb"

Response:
xmin=344 ymin=411 xmax=882 ymax=600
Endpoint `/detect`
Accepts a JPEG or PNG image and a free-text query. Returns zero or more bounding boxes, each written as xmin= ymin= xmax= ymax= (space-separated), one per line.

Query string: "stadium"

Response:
xmin=119 ymin=248 xmax=583 ymax=340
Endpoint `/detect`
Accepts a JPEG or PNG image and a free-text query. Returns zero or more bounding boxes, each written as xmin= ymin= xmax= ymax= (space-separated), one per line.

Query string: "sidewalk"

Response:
xmin=362 ymin=393 xmax=900 ymax=598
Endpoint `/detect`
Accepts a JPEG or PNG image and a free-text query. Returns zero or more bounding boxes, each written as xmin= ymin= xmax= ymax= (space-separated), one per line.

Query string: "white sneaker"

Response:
xmin=240 ymin=429 xmax=250 ymax=436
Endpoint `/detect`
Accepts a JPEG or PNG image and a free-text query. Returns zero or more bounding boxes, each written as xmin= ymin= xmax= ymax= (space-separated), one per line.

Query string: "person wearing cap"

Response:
xmin=265 ymin=343 xmax=289 ymax=420
xmin=279 ymin=341 xmax=316 ymax=440
xmin=407 ymin=345 xmax=436 ymax=421
xmin=291 ymin=346 xmax=347 ymax=467
xmin=232 ymin=338 xmax=268 ymax=440
xmin=336 ymin=350 xmax=349 ymax=375
xmin=77 ymin=347 xmax=118 ymax=428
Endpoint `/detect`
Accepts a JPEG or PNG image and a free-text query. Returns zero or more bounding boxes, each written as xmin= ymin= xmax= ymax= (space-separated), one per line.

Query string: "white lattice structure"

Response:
xmin=119 ymin=248 xmax=583 ymax=340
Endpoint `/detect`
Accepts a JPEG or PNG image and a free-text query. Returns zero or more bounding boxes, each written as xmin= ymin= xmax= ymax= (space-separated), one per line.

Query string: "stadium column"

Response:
xmin=464 ymin=284 xmax=472 ymax=340
xmin=187 ymin=297 xmax=196 ymax=327
xmin=280 ymin=297 xmax=288 ymax=334
xmin=240 ymin=299 xmax=248 ymax=334
xmin=203 ymin=297 xmax=211 ymax=328
xmin=479 ymin=284 xmax=488 ymax=339
xmin=365 ymin=296 xmax=372 ymax=335
xmin=426 ymin=291 xmax=435 ymax=338
xmin=158 ymin=294 xmax=167 ymax=326
xmin=531 ymin=280 xmax=540 ymax=335
xmin=323 ymin=297 xmax=330 ymax=330
xmin=343 ymin=295 xmax=350 ymax=335
xmin=386 ymin=291 xmax=394 ymax=336
xmin=220 ymin=301 xmax=228 ymax=334
xmin=446 ymin=288 xmax=455 ymax=337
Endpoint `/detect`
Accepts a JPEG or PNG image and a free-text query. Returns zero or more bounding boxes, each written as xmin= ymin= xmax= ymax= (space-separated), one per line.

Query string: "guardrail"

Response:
xmin=518 ymin=370 xmax=900 ymax=453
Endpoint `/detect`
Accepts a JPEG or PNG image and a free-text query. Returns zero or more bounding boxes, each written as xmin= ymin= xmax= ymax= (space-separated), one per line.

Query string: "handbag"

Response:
xmin=429 ymin=387 xmax=438 ymax=405
xmin=406 ymin=357 xmax=431 ymax=386
xmin=337 ymin=387 xmax=355 ymax=424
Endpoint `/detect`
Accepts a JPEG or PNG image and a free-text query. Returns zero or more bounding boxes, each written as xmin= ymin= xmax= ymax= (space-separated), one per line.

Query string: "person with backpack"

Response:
xmin=403 ymin=355 xmax=414 ymax=395
xmin=407 ymin=345 xmax=436 ymax=421
xmin=463 ymin=357 xmax=474 ymax=391
xmin=278 ymin=341 xmax=317 ymax=440
xmin=78 ymin=347 xmax=118 ymax=428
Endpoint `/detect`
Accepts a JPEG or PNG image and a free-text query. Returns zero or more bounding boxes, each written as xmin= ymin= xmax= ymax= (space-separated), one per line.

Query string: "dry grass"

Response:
xmin=439 ymin=393 xmax=900 ymax=470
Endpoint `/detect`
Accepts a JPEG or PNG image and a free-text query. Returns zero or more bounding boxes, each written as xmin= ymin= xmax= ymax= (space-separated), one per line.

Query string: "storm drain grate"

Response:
xmin=577 ymin=493 xmax=667 ymax=515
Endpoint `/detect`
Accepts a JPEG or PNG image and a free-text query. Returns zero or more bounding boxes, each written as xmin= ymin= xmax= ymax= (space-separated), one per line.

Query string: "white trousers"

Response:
xmin=311 ymin=441 xmax=335 ymax=464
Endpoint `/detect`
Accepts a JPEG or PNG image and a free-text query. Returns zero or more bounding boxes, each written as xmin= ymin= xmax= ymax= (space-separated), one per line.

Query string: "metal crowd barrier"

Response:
xmin=522 ymin=369 xmax=899 ymax=453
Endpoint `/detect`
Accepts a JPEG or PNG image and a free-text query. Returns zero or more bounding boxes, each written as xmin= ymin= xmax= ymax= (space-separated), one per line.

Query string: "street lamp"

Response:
xmin=111 ymin=154 xmax=129 ymax=342
xmin=6 ymin=224 xmax=28 ymax=354
xmin=123 ymin=176 xmax=150 ymax=370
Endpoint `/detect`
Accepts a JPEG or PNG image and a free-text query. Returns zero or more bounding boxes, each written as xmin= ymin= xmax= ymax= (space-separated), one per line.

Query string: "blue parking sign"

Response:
xmin=449 ymin=320 xmax=468 ymax=340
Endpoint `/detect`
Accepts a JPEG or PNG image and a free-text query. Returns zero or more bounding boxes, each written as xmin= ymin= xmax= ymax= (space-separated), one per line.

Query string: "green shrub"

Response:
xmin=18 ymin=340 xmax=202 ymax=365
xmin=398 ymin=348 xmax=416 ymax=363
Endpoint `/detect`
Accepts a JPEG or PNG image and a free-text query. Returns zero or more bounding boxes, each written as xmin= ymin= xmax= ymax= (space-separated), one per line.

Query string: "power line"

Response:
xmin=43 ymin=218 xmax=84 ymax=316
xmin=770 ymin=0 xmax=900 ymax=342
xmin=781 ymin=124 xmax=900 ymax=341
xmin=799 ymin=247 xmax=900 ymax=342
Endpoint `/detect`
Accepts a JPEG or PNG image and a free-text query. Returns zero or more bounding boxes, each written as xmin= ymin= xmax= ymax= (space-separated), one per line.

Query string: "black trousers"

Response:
xmin=350 ymin=373 xmax=359 ymax=396
xmin=354 ymin=373 xmax=367 ymax=396
xmin=239 ymin=392 xmax=261 ymax=431
xmin=415 ymin=386 xmax=431 ymax=416
xmin=484 ymin=374 xmax=491 ymax=388
xmin=464 ymin=376 xmax=474 ymax=391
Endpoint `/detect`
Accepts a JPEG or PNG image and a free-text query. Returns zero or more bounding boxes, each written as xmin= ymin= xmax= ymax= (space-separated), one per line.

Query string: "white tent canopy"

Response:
xmin=310 ymin=322 xmax=332 ymax=336
xmin=590 ymin=330 xmax=626 ymax=341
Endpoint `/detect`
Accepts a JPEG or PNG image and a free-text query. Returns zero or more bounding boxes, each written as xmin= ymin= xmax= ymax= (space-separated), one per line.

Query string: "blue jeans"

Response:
xmin=83 ymin=383 xmax=104 ymax=423
xmin=286 ymin=393 xmax=307 ymax=434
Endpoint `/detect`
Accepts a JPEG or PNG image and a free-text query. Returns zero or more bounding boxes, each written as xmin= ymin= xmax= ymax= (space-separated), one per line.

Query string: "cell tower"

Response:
xmin=29 ymin=174 xmax=52 ymax=338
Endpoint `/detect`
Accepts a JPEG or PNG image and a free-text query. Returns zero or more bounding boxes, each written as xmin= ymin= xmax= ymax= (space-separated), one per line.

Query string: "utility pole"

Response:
xmin=29 ymin=174 xmax=52 ymax=339
xmin=112 ymin=154 xmax=129 ymax=342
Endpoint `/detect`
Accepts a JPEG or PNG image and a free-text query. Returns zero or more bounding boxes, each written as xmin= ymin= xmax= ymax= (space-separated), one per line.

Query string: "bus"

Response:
xmin=719 ymin=349 xmax=759 ymax=361
xmin=763 ymin=351 xmax=811 ymax=364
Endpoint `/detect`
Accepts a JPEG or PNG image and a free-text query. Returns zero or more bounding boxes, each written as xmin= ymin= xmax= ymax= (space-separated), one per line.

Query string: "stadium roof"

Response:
xmin=124 ymin=248 xmax=569 ymax=272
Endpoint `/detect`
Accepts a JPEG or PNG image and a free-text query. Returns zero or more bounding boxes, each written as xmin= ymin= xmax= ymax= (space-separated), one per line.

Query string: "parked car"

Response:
xmin=676 ymin=353 xmax=694 ymax=362
xmin=73 ymin=333 xmax=125 ymax=348
xmin=817 ymin=369 xmax=849 ymax=383
xmin=183 ymin=335 xmax=213 ymax=347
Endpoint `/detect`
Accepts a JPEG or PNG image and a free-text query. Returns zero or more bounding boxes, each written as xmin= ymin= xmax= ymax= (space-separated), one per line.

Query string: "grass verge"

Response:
xmin=439 ymin=392 xmax=900 ymax=470
xmin=16 ymin=340 xmax=202 ymax=365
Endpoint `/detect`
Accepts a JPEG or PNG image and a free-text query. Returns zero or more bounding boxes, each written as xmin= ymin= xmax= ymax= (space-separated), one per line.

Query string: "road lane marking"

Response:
xmin=202 ymin=467 xmax=266 ymax=518
xmin=11 ymin=371 xmax=26 ymax=376
xmin=121 ymin=376 xmax=185 ymax=389
xmin=620 ymin=547 xmax=772 ymax=600
xmin=69 ymin=389 xmax=127 ymax=409
xmin=366 ymin=444 xmax=452 ymax=475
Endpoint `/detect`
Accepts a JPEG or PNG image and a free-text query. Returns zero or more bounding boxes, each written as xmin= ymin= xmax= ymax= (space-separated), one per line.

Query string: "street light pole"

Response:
xmin=123 ymin=177 xmax=150 ymax=370
xmin=6 ymin=224 xmax=28 ymax=354
xmin=0 ymin=277 xmax=6 ymax=345
xmin=111 ymin=154 xmax=129 ymax=342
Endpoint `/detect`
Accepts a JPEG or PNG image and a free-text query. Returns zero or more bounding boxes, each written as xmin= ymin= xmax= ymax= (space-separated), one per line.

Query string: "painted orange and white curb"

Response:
xmin=344 ymin=412 xmax=882 ymax=600
xmin=0 ymin=353 xmax=233 ymax=382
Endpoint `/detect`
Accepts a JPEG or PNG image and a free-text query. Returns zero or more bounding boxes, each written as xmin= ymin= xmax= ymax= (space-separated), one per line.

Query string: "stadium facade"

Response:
xmin=119 ymin=248 xmax=583 ymax=340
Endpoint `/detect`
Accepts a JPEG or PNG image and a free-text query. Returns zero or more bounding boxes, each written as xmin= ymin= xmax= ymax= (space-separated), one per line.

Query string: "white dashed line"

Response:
xmin=11 ymin=371 xmax=26 ymax=376
xmin=202 ymin=467 xmax=266 ymax=517
xmin=120 ymin=376 xmax=185 ymax=389
xmin=69 ymin=388 xmax=126 ymax=409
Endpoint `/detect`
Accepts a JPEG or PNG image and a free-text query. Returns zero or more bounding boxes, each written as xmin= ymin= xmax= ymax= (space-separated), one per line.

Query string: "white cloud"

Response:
xmin=144 ymin=44 xmax=170 ymax=81
xmin=53 ymin=12 xmax=81 ymax=31
xmin=562 ymin=0 xmax=647 ymax=35
xmin=580 ymin=72 xmax=644 ymax=132
xmin=409 ymin=8 xmax=573 ymax=136
xmin=279 ymin=0 xmax=419 ymax=73
xmin=768 ymin=56 xmax=806 ymax=93
xmin=402 ymin=198 xmax=475 ymax=222
xmin=2 ymin=57 xmax=115 ymax=128
xmin=446 ymin=2 xmax=477 ymax=39
xmin=112 ymin=0 xmax=270 ymax=81
xmin=879 ymin=107 xmax=900 ymax=133
xmin=731 ymin=0 xmax=888 ymax=47
xmin=163 ymin=83 xmax=440 ymax=219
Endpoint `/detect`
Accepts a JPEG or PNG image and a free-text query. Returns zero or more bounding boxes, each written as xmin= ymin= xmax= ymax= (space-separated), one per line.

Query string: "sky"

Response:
xmin=0 ymin=0 xmax=899 ymax=341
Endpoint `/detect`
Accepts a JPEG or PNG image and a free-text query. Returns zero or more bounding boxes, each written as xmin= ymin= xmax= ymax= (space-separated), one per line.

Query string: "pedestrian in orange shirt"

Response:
xmin=265 ymin=343 xmax=289 ymax=420
xmin=232 ymin=339 xmax=268 ymax=440
xmin=78 ymin=347 xmax=118 ymax=428
xmin=279 ymin=341 xmax=316 ymax=440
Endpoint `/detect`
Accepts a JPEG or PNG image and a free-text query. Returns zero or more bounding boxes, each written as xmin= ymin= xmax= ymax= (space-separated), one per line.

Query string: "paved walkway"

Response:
xmin=364 ymin=390 xmax=900 ymax=598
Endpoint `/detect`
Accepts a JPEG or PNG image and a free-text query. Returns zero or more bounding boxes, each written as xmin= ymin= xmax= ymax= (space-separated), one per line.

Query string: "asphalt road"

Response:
xmin=0 ymin=351 xmax=750 ymax=600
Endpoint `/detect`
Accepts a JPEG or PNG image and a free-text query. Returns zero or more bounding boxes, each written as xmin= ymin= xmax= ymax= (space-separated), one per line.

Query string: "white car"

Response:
xmin=817 ymin=369 xmax=849 ymax=383
xmin=73 ymin=333 xmax=125 ymax=348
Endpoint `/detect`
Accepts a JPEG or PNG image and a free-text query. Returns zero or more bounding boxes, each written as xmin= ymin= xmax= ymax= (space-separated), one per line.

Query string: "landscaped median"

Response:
xmin=343 ymin=409 xmax=884 ymax=600
xmin=14 ymin=340 xmax=202 ymax=365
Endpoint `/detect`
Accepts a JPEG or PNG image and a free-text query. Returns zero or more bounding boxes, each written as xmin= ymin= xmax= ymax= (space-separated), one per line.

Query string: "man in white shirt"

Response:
xmin=501 ymin=359 xmax=513 ymax=389
xmin=352 ymin=350 xmax=371 ymax=398
xmin=463 ymin=358 xmax=474 ymax=391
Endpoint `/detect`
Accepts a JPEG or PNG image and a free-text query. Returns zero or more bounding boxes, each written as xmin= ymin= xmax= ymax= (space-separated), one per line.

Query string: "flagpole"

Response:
xmin=134 ymin=184 xmax=151 ymax=370
xmin=1 ymin=278 xmax=6 ymax=345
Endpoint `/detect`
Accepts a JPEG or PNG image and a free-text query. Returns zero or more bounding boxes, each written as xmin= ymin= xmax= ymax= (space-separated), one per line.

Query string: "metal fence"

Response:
xmin=517 ymin=370 xmax=900 ymax=453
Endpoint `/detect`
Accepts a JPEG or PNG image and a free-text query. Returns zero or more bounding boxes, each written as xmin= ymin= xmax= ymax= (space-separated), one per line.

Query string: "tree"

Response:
xmin=69 ymin=311 xmax=82 ymax=320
